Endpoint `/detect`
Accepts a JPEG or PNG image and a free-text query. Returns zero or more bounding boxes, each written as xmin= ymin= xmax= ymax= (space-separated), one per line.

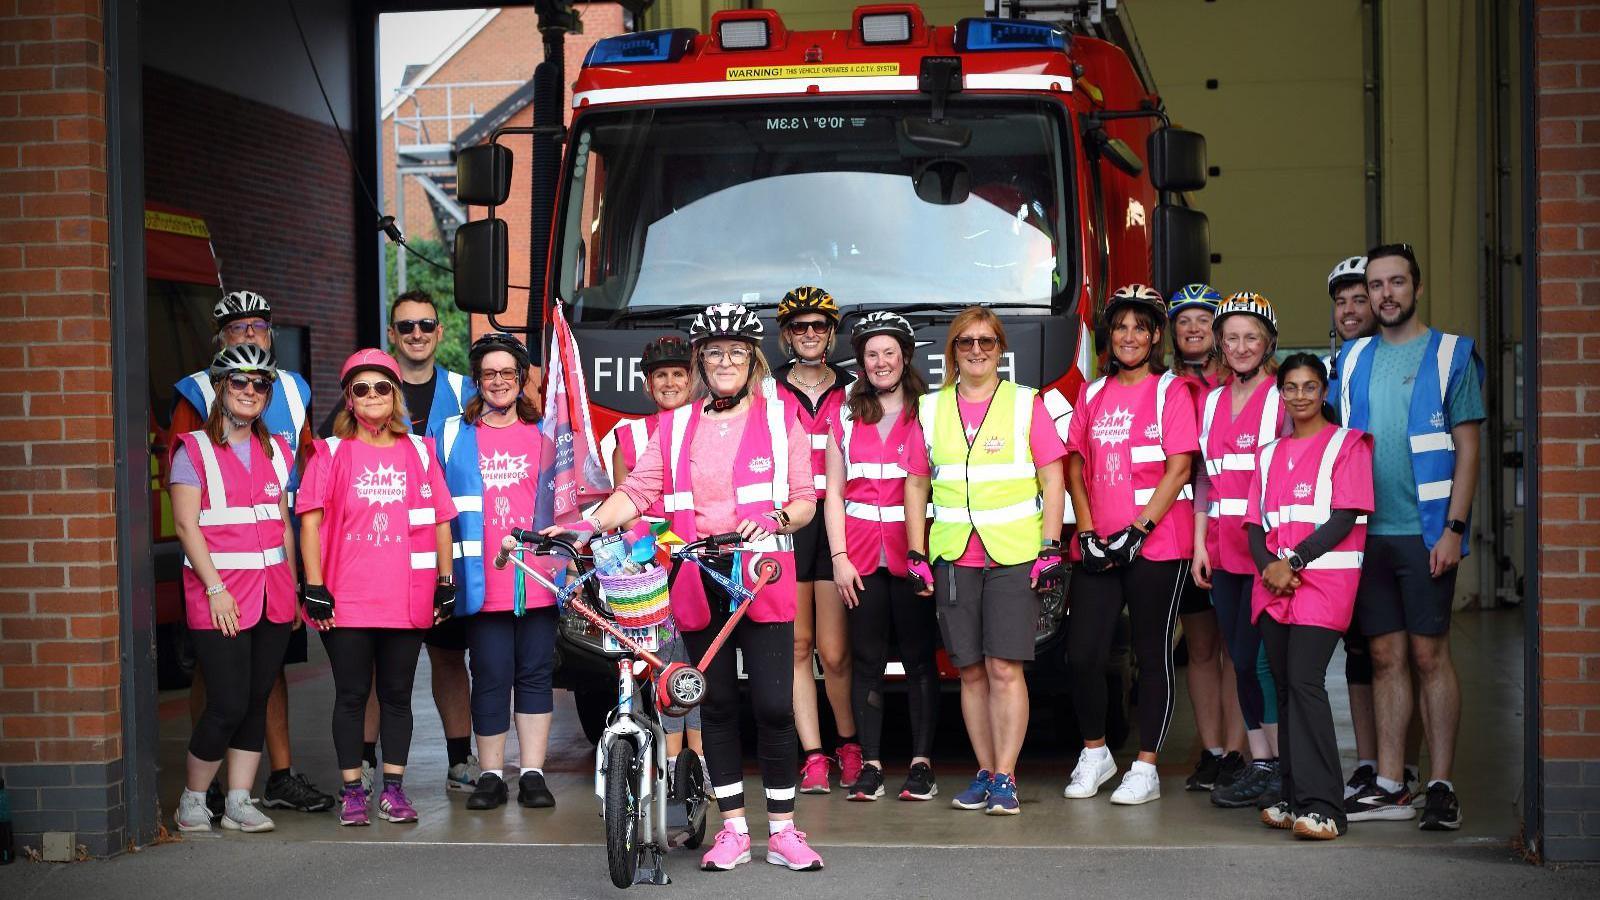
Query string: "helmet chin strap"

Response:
xmin=223 ymin=408 xmax=256 ymax=430
xmin=699 ymin=362 xmax=750 ymax=413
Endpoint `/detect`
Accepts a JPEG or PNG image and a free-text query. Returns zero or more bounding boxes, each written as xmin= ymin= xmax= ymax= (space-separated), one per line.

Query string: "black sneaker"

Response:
xmin=205 ymin=779 xmax=224 ymax=822
xmin=466 ymin=772 xmax=508 ymax=810
xmin=1343 ymin=763 xmax=1376 ymax=800
xmin=1255 ymin=762 xmax=1283 ymax=810
xmin=262 ymin=771 xmax=335 ymax=812
xmin=899 ymin=762 xmax=938 ymax=801
xmin=1211 ymin=762 xmax=1272 ymax=808
xmin=1214 ymin=751 xmax=1248 ymax=789
xmin=1185 ymin=750 xmax=1222 ymax=792
xmin=1344 ymin=780 xmax=1416 ymax=822
xmin=1417 ymin=782 xmax=1461 ymax=831
xmin=518 ymin=770 xmax=556 ymax=809
xmin=847 ymin=763 xmax=885 ymax=801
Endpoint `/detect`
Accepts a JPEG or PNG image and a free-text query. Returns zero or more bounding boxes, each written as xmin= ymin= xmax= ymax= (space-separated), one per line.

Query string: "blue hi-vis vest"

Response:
xmin=174 ymin=368 xmax=312 ymax=495
xmin=419 ymin=365 xmax=476 ymax=437
xmin=431 ymin=415 xmax=489 ymax=615
xmin=1333 ymin=328 xmax=1479 ymax=552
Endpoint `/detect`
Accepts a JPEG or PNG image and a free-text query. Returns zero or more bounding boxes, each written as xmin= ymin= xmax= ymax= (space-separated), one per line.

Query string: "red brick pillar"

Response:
xmin=1534 ymin=0 xmax=1600 ymax=863
xmin=0 ymin=1 xmax=126 ymax=857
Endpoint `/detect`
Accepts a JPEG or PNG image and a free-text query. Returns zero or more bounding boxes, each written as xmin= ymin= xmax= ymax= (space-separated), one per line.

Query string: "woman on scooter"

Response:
xmin=297 ymin=349 xmax=457 ymax=827
xmin=169 ymin=345 xmax=298 ymax=834
xmin=563 ymin=302 xmax=825 ymax=872
xmin=772 ymin=286 xmax=861 ymax=793
xmin=823 ymin=312 xmax=940 ymax=802
xmin=433 ymin=332 xmax=561 ymax=812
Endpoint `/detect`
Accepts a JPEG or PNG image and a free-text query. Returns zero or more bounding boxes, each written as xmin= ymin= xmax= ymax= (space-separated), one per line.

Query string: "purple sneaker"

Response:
xmin=378 ymin=783 xmax=419 ymax=823
xmin=338 ymin=786 xmax=369 ymax=827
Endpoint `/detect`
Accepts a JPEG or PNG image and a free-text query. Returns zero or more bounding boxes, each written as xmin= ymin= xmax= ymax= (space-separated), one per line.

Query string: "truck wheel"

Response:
xmin=574 ymin=689 xmax=611 ymax=745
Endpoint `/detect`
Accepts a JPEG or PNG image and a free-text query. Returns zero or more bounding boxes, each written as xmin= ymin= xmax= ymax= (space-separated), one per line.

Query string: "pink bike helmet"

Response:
xmin=339 ymin=348 xmax=401 ymax=385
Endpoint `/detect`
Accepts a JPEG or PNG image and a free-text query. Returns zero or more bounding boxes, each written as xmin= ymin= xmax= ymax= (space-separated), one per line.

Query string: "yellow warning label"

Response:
xmin=726 ymin=62 xmax=900 ymax=81
xmin=144 ymin=209 xmax=211 ymax=238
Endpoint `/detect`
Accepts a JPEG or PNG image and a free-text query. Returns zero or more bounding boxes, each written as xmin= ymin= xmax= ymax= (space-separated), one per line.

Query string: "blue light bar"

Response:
xmin=955 ymin=18 xmax=1068 ymax=53
xmin=583 ymin=28 xmax=697 ymax=67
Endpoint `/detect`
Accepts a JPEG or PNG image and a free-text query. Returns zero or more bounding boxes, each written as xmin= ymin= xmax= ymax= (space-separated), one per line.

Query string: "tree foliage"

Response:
xmin=384 ymin=238 xmax=471 ymax=374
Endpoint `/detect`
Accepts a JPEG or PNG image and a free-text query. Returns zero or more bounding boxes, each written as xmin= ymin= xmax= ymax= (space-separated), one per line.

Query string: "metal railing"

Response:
xmin=388 ymin=79 xmax=525 ymax=151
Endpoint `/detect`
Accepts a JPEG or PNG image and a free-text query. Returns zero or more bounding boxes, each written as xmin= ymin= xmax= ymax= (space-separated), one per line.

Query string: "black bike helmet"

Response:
xmin=687 ymin=302 xmax=763 ymax=346
xmin=641 ymin=335 xmax=692 ymax=374
xmin=776 ymin=285 xmax=840 ymax=325
xmin=850 ymin=311 xmax=916 ymax=356
xmin=468 ymin=331 xmax=531 ymax=380
xmin=213 ymin=290 xmax=272 ymax=327
xmin=208 ymin=343 xmax=279 ymax=382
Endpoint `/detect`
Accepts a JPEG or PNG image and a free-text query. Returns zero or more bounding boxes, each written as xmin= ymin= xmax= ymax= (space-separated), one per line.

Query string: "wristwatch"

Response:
xmin=1445 ymin=518 xmax=1467 ymax=536
xmin=1134 ymin=516 xmax=1156 ymax=533
xmin=773 ymin=509 xmax=792 ymax=530
xmin=1285 ymin=551 xmax=1306 ymax=573
xmin=437 ymin=574 xmax=454 ymax=586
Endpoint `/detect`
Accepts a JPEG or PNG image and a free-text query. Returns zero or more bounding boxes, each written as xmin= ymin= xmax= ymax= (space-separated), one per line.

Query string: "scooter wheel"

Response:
xmin=665 ymin=665 xmax=706 ymax=711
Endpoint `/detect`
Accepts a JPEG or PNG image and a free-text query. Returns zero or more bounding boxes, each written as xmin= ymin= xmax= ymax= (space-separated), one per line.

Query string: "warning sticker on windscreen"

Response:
xmin=726 ymin=63 xmax=900 ymax=81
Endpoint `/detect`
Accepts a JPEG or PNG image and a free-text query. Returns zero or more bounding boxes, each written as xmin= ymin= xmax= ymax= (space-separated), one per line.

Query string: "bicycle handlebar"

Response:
xmin=491 ymin=528 xmax=753 ymax=572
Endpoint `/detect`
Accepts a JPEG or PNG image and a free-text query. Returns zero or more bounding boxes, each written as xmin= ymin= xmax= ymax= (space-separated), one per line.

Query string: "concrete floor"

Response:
xmin=148 ymin=607 xmax=1525 ymax=852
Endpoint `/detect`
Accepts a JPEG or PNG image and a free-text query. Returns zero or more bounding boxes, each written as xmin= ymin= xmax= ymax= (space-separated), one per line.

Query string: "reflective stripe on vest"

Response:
xmin=920 ymin=380 xmax=1041 ymax=566
xmin=1200 ymin=381 xmax=1281 ymax=511
xmin=1257 ymin=427 xmax=1364 ymax=572
xmin=183 ymin=434 xmax=291 ymax=570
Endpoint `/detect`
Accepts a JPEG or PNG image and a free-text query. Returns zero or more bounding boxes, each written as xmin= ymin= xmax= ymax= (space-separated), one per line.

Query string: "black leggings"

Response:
xmin=849 ymin=570 xmax=940 ymax=761
xmin=188 ymin=621 xmax=292 ymax=762
xmin=681 ymin=568 xmax=797 ymax=815
xmin=1068 ymin=558 xmax=1185 ymax=755
xmin=323 ymin=628 xmax=425 ymax=771
xmin=1259 ymin=617 xmax=1345 ymax=824
xmin=1211 ymin=569 xmax=1267 ymax=730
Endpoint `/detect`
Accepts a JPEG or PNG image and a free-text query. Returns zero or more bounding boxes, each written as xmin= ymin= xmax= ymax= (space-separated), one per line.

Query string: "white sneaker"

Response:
xmin=1109 ymin=767 xmax=1161 ymax=805
xmin=447 ymin=754 xmax=482 ymax=792
xmin=1063 ymin=748 xmax=1117 ymax=799
xmin=220 ymin=795 xmax=276 ymax=833
xmin=174 ymin=790 xmax=212 ymax=832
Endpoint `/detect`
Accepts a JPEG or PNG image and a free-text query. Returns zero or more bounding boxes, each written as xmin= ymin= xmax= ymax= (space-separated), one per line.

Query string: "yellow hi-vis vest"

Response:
xmin=919 ymin=380 xmax=1043 ymax=566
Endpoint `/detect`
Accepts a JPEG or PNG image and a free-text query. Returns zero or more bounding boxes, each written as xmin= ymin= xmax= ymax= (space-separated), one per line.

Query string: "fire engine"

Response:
xmin=453 ymin=1 xmax=1208 ymax=746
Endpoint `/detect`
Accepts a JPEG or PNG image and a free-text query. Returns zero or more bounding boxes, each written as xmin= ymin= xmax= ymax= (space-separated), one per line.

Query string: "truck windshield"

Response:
xmin=555 ymin=99 xmax=1069 ymax=322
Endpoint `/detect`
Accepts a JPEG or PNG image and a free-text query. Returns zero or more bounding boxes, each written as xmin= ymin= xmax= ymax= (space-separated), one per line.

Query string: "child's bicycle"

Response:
xmin=495 ymin=528 xmax=782 ymax=888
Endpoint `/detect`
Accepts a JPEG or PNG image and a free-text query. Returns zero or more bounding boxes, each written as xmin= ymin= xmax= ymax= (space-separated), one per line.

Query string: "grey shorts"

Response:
xmin=933 ymin=562 xmax=1039 ymax=667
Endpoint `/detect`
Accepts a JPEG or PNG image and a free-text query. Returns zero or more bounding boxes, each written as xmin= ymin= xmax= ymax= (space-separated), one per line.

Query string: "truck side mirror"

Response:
xmin=453 ymin=218 xmax=508 ymax=314
xmin=1149 ymin=128 xmax=1206 ymax=193
xmin=1152 ymin=204 xmax=1210 ymax=297
xmin=457 ymin=144 xmax=514 ymax=207
xmin=1085 ymin=126 xmax=1144 ymax=178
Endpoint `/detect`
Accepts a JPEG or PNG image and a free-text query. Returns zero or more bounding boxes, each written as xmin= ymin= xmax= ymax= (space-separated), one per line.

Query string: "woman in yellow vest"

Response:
xmin=903 ymin=307 xmax=1068 ymax=816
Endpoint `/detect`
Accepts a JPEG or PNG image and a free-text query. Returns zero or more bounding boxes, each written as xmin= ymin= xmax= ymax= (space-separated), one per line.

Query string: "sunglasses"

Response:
xmin=954 ymin=336 xmax=998 ymax=351
xmin=785 ymin=320 xmax=832 ymax=336
xmin=224 ymin=319 xmax=269 ymax=337
xmin=227 ymin=374 xmax=272 ymax=394
xmin=394 ymin=318 xmax=438 ymax=335
xmin=348 ymin=380 xmax=395 ymax=399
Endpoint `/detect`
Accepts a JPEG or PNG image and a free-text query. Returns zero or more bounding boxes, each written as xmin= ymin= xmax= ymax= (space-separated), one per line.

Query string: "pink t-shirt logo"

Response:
xmin=1143 ymin=421 xmax=1160 ymax=440
xmin=1103 ymin=452 xmax=1127 ymax=486
xmin=1092 ymin=407 xmax=1134 ymax=446
xmin=264 ymin=481 xmax=281 ymax=499
xmin=372 ymin=511 xmax=391 ymax=534
xmin=748 ymin=455 xmax=773 ymax=474
xmin=480 ymin=450 xmax=530 ymax=491
xmin=494 ymin=495 xmax=511 ymax=518
xmin=355 ymin=464 xmax=406 ymax=506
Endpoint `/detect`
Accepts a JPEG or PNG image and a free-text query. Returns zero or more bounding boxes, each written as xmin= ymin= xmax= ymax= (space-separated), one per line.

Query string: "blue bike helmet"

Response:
xmin=1168 ymin=283 xmax=1222 ymax=318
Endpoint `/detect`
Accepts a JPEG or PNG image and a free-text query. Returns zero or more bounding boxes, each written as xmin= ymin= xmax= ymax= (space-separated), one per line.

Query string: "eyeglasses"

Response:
xmin=480 ymin=368 xmax=521 ymax=384
xmin=227 ymin=374 xmax=272 ymax=394
xmin=348 ymin=380 xmax=395 ymax=399
xmin=785 ymin=319 xmax=831 ymax=336
xmin=954 ymin=336 xmax=998 ymax=351
xmin=1279 ymin=383 xmax=1325 ymax=398
xmin=224 ymin=319 xmax=269 ymax=337
xmin=703 ymin=347 xmax=752 ymax=366
xmin=394 ymin=318 xmax=438 ymax=335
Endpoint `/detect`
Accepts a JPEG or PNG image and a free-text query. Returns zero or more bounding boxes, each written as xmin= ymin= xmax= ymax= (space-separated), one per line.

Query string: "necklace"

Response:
xmin=789 ymin=367 xmax=831 ymax=391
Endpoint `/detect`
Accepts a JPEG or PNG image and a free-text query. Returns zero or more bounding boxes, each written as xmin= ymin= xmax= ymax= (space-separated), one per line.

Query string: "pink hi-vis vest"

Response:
xmin=615 ymin=415 xmax=664 ymax=520
xmin=1075 ymin=372 xmax=1196 ymax=559
xmin=308 ymin=434 xmax=444 ymax=629
xmin=1200 ymin=378 xmax=1285 ymax=574
xmin=833 ymin=406 xmax=919 ymax=578
xmin=178 ymin=431 xmax=298 ymax=631
xmin=660 ymin=384 xmax=797 ymax=631
xmin=1249 ymin=426 xmax=1372 ymax=632
xmin=778 ymin=375 xmax=846 ymax=499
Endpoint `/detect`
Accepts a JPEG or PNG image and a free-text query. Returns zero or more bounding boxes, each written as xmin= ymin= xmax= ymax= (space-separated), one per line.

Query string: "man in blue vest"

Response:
xmin=1332 ymin=243 xmax=1484 ymax=831
xmin=167 ymin=289 xmax=333 ymax=817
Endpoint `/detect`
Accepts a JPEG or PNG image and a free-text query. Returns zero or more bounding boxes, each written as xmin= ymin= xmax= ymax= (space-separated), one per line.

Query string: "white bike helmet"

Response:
xmin=1327 ymin=256 xmax=1367 ymax=297
xmin=850 ymin=311 xmax=916 ymax=354
xmin=688 ymin=302 xmax=763 ymax=346
xmin=207 ymin=343 xmax=279 ymax=382
xmin=1214 ymin=292 xmax=1278 ymax=336
xmin=213 ymin=290 xmax=272 ymax=327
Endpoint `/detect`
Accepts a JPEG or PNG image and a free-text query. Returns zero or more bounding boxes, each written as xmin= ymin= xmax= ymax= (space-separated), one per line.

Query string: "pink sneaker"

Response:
xmin=767 ymin=825 xmax=824 ymax=871
xmin=799 ymin=752 xmax=831 ymax=795
xmin=836 ymin=742 xmax=863 ymax=789
xmin=700 ymin=822 xmax=752 ymax=871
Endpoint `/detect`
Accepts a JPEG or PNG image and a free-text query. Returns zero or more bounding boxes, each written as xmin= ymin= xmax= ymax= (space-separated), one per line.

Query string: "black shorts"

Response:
xmin=790 ymin=512 xmax=834 ymax=583
xmin=1177 ymin=572 xmax=1212 ymax=616
xmin=283 ymin=624 xmax=308 ymax=665
xmin=1355 ymin=534 xmax=1458 ymax=638
xmin=423 ymin=614 xmax=470 ymax=651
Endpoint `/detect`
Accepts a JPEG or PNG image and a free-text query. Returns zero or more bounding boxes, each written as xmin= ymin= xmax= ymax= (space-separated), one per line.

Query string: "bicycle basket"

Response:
xmin=597 ymin=565 xmax=671 ymax=630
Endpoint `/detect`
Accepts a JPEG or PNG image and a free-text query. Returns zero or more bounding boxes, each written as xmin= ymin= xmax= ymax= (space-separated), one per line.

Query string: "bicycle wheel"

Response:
xmin=604 ymin=741 xmax=639 ymax=889
xmin=674 ymin=749 xmax=708 ymax=849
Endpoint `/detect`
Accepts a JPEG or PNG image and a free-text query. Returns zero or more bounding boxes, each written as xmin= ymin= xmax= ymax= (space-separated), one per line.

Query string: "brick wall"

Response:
xmin=0 ymin=0 xmax=127 ymax=856
xmin=143 ymin=66 xmax=357 ymax=407
xmin=1533 ymin=0 xmax=1600 ymax=864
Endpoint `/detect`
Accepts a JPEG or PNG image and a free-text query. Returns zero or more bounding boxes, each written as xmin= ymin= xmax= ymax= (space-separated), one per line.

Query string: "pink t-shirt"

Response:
xmin=475 ymin=420 xmax=560 ymax=612
xmin=619 ymin=410 xmax=816 ymax=535
xmin=296 ymin=436 xmax=457 ymax=628
xmin=1066 ymin=374 xmax=1199 ymax=561
xmin=902 ymin=392 xmax=1067 ymax=567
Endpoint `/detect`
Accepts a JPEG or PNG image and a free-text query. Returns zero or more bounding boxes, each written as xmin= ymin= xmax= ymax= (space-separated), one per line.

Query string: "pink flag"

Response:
xmin=534 ymin=301 xmax=613 ymax=529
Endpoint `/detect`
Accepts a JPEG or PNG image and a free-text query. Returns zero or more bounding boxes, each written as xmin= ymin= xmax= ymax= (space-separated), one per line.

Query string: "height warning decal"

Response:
xmin=726 ymin=62 xmax=900 ymax=81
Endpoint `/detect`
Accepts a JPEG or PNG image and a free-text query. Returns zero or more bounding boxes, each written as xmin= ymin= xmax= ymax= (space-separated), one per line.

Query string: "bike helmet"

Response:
xmin=687 ymin=302 xmax=763 ymax=346
xmin=1168 ymin=284 xmax=1222 ymax=318
xmin=1327 ymin=256 xmax=1367 ymax=297
xmin=1102 ymin=283 xmax=1168 ymax=328
xmin=213 ymin=290 xmax=272 ymax=327
xmin=469 ymin=331 xmax=531 ymax=379
xmin=850 ymin=311 xmax=916 ymax=354
xmin=776 ymin=286 xmax=840 ymax=325
xmin=641 ymin=335 xmax=692 ymax=374
xmin=207 ymin=343 xmax=279 ymax=383
xmin=339 ymin=348 xmax=402 ymax=386
xmin=1214 ymin=291 xmax=1279 ymax=336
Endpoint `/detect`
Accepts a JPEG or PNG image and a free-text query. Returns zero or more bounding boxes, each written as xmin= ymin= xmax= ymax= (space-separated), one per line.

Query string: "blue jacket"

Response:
xmin=1333 ymin=328 xmax=1480 ymax=551
xmin=419 ymin=365 xmax=476 ymax=437
xmin=431 ymin=415 xmax=490 ymax=615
